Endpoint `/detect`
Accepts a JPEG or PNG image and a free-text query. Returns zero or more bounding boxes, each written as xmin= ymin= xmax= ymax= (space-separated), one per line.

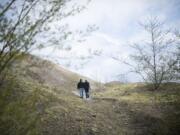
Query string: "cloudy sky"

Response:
xmin=33 ymin=0 xmax=180 ymax=82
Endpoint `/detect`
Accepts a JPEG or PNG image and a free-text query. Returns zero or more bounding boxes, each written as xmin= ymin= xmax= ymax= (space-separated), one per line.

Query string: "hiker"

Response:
xmin=84 ymin=80 xmax=90 ymax=98
xmin=77 ymin=79 xmax=85 ymax=98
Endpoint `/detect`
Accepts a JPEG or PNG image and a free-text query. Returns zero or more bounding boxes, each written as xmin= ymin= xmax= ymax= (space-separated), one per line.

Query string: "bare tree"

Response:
xmin=123 ymin=17 xmax=178 ymax=90
xmin=174 ymin=46 xmax=180 ymax=80
xmin=173 ymin=31 xmax=180 ymax=80
xmin=0 ymin=0 xmax=90 ymax=81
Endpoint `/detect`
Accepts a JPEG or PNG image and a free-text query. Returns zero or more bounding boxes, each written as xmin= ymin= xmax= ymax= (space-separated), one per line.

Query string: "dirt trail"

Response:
xmin=82 ymin=96 xmax=165 ymax=135
xmin=57 ymin=89 xmax=177 ymax=135
xmin=70 ymin=90 xmax=135 ymax=134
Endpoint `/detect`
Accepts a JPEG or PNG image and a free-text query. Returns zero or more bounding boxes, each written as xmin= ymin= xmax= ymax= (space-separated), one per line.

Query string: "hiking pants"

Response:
xmin=79 ymin=88 xmax=84 ymax=98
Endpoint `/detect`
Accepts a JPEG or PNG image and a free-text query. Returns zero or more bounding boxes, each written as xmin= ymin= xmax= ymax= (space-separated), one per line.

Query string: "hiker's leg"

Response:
xmin=85 ymin=91 xmax=88 ymax=98
xmin=87 ymin=92 xmax=89 ymax=98
xmin=80 ymin=88 xmax=83 ymax=98
xmin=82 ymin=89 xmax=85 ymax=98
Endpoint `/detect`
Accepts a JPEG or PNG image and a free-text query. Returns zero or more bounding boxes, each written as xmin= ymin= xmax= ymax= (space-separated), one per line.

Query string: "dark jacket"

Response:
xmin=77 ymin=82 xmax=84 ymax=89
xmin=84 ymin=82 xmax=90 ymax=92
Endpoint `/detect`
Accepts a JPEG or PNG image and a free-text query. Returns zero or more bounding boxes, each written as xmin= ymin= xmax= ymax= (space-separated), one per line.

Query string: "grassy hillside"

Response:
xmin=0 ymin=54 xmax=180 ymax=135
xmin=94 ymin=83 xmax=180 ymax=135
xmin=12 ymin=54 xmax=93 ymax=91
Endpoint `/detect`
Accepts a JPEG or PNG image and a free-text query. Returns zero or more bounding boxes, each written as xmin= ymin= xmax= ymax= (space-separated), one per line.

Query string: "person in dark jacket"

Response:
xmin=84 ymin=80 xmax=90 ymax=98
xmin=77 ymin=79 xmax=84 ymax=98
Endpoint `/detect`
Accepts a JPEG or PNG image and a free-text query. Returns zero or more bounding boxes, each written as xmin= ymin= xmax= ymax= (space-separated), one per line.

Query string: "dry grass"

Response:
xmin=1 ymin=55 xmax=180 ymax=135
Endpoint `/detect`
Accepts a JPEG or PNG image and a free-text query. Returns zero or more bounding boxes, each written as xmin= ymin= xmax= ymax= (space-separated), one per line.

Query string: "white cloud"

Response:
xmin=33 ymin=0 xmax=180 ymax=82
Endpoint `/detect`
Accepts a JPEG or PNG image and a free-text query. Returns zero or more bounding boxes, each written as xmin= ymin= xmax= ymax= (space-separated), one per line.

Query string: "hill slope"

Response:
xmin=0 ymin=54 xmax=180 ymax=135
xmin=13 ymin=54 xmax=96 ymax=91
